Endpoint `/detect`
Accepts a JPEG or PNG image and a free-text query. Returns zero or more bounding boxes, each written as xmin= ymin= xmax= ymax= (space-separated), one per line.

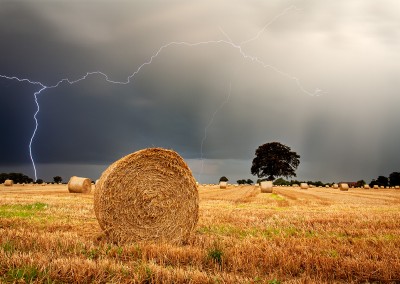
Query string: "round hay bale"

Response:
xmin=4 ymin=179 xmax=13 ymax=186
xmin=332 ymin=183 xmax=339 ymax=189
xmin=219 ymin=181 xmax=227 ymax=189
xmin=339 ymin=183 xmax=349 ymax=191
xmin=260 ymin=181 xmax=273 ymax=193
xmin=395 ymin=186 xmax=399 ymax=189
xmin=94 ymin=148 xmax=199 ymax=244
xmin=300 ymin=183 xmax=308 ymax=190
xmin=364 ymin=184 xmax=370 ymax=189
xmin=68 ymin=176 xmax=92 ymax=193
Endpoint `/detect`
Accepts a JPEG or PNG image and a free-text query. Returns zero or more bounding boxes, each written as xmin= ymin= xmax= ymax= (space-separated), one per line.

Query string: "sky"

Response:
xmin=1 ymin=0 xmax=400 ymax=184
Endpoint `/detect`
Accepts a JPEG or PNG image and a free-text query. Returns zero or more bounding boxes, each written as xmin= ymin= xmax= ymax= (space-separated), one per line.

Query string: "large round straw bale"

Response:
xmin=4 ymin=179 xmax=13 ymax=186
xmin=300 ymin=183 xmax=308 ymax=189
xmin=364 ymin=184 xmax=370 ymax=189
xmin=94 ymin=148 xmax=199 ymax=244
xmin=260 ymin=181 xmax=273 ymax=193
xmin=395 ymin=186 xmax=399 ymax=189
xmin=68 ymin=176 xmax=92 ymax=193
xmin=219 ymin=181 xmax=227 ymax=189
xmin=339 ymin=183 xmax=349 ymax=191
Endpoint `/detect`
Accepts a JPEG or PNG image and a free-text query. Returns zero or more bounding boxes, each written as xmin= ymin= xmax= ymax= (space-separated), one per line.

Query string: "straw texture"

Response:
xmin=68 ymin=176 xmax=92 ymax=193
xmin=94 ymin=148 xmax=199 ymax=244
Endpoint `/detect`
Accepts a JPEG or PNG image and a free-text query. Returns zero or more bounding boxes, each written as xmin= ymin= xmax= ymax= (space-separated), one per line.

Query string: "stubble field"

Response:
xmin=0 ymin=184 xmax=399 ymax=283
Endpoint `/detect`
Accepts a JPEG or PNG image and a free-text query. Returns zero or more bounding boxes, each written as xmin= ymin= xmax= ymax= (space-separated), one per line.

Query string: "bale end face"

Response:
xmin=300 ymin=183 xmax=308 ymax=190
xmin=339 ymin=183 xmax=349 ymax=191
xmin=260 ymin=181 xmax=273 ymax=193
xmin=219 ymin=182 xmax=227 ymax=189
xmin=4 ymin=180 xmax=13 ymax=186
xmin=68 ymin=176 xmax=92 ymax=193
xmin=94 ymin=147 xmax=199 ymax=244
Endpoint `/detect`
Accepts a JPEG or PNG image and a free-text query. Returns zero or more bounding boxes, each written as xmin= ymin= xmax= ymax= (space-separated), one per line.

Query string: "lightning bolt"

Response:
xmin=0 ymin=5 xmax=324 ymax=182
xmin=240 ymin=5 xmax=301 ymax=46
xmin=198 ymin=82 xmax=232 ymax=182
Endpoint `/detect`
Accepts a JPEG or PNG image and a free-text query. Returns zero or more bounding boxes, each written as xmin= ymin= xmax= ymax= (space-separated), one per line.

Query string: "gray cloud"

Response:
xmin=1 ymin=0 xmax=400 ymax=183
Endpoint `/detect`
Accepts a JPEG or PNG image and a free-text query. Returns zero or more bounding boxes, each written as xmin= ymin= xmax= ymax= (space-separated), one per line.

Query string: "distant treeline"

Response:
xmin=225 ymin=171 xmax=400 ymax=187
xmin=0 ymin=173 xmax=34 ymax=184
xmin=0 ymin=173 xmax=65 ymax=184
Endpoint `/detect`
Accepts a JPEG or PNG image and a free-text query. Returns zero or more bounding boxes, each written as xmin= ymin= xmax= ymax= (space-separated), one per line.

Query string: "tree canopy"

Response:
xmin=389 ymin=172 xmax=400 ymax=186
xmin=251 ymin=142 xmax=300 ymax=181
xmin=219 ymin=176 xmax=228 ymax=182
xmin=53 ymin=176 xmax=63 ymax=183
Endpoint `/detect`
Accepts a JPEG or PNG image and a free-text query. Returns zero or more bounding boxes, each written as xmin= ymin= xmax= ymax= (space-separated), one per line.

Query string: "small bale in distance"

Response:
xmin=395 ymin=186 xmax=399 ymax=189
xmin=94 ymin=147 xmax=199 ymax=244
xmin=68 ymin=176 xmax=92 ymax=193
xmin=260 ymin=181 xmax=273 ymax=193
xmin=300 ymin=183 xmax=308 ymax=190
xmin=4 ymin=179 xmax=13 ymax=186
xmin=364 ymin=184 xmax=370 ymax=189
xmin=219 ymin=181 xmax=227 ymax=189
xmin=339 ymin=183 xmax=349 ymax=191
xmin=332 ymin=183 xmax=339 ymax=189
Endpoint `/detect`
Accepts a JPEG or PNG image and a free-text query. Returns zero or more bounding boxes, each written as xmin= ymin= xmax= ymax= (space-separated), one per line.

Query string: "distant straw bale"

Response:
xmin=340 ymin=183 xmax=349 ymax=191
xmin=300 ymin=183 xmax=308 ymax=190
xmin=364 ymin=184 xmax=370 ymax=189
xmin=333 ymin=184 xmax=339 ymax=189
xmin=94 ymin=147 xmax=199 ymax=244
xmin=260 ymin=181 xmax=273 ymax=193
xmin=4 ymin=179 xmax=13 ymax=186
xmin=219 ymin=181 xmax=227 ymax=189
xmin=68 ymin=176 xmax=92 ymax=193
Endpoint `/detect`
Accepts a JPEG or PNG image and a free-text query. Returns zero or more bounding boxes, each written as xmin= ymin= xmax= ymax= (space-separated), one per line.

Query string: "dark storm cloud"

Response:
xmin=1 ymin=0 xmax=400 ymax=183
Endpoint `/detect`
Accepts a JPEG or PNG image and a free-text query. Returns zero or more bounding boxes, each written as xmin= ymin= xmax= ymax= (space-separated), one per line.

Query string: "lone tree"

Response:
xmin=53 ymin=176 xmax=62 ymax=183
xmin=251 ymin=142 xmax=300 ymax=181
xmin=219 ymin=176 xmax=228 ymax=182
xmin=389 ymin=172 xmax=400 ymax=186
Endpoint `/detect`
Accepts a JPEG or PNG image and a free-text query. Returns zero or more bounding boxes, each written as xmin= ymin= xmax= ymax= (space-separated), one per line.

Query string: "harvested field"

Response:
xmin=0 ymin=183 xmax=399 ymax=283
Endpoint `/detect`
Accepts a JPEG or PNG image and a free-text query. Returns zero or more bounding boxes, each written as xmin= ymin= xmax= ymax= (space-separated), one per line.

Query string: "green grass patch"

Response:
xmin=269 ymin=193 xmax=286 ymax=201
xmin=325 ymin=249 xmax=339 ymax=258
xmin=0 ymin=202 xmax=48 ymax=218
xmin=4 ymin=265 xmax=49 ymax=283
xmin=1 ymin=241 xmax=15 ymax=255
xmin=207 ymin=246 xmax=224 ymax=265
